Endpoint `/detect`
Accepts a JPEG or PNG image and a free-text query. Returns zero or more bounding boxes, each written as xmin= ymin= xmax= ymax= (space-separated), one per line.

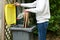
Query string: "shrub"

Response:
xmin=48 ymin=0 xmax=60 ymax=35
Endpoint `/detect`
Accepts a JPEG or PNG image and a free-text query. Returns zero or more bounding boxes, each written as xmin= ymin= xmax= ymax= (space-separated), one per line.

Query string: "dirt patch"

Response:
xmin=34 ymin=32 xmax=60 ymax=40
xmin=46 ymin=32 xmax=60 ymax=40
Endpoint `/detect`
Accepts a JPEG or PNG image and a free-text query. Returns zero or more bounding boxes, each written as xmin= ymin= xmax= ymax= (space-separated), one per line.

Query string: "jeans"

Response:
xmin=37 ymin=21 xmax=48 ymax=40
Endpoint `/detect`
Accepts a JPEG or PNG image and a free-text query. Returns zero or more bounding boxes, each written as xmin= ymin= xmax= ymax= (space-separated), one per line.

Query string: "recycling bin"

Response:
xmin=10 ymin=25 xmax=36 ymax=40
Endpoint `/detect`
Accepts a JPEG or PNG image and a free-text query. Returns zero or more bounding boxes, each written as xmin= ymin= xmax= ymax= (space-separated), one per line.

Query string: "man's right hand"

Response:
xmin=14 ymin=2 xmax=20 ymax=6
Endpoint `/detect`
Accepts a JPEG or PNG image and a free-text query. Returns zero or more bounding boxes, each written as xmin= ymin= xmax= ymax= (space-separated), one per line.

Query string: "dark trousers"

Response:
xmin=37 ymin=21 xmax=48 ymax=40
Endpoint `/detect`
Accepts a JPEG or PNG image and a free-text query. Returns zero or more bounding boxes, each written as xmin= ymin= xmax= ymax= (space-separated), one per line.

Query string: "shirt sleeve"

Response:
xmin=20 ymin=1 xmax=36 ymax=8
xmin=25 ymin=0 xmax=46 ymax=13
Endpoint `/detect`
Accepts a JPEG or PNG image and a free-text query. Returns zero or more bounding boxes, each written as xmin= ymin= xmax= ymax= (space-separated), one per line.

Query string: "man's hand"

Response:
xmin=23 ymin=9 xmax=29 ymax=13
xmin=14 ymin=2 xmax=20 ymax=6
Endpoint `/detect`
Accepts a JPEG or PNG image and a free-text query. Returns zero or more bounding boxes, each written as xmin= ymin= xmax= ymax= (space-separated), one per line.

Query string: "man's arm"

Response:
xmin=20 ymin=1 xmax=36 ymax=8
xmin=25 ymin=0 xmax=46 ymax=13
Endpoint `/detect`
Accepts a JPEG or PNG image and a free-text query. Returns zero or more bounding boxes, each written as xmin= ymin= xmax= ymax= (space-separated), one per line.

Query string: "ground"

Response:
xmin=34 ymin=33 xmax=60 ymax=40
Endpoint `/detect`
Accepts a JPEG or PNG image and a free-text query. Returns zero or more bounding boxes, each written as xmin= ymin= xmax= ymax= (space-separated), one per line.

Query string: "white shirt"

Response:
xmin=20 ymin=0 xmax=50 ymax=23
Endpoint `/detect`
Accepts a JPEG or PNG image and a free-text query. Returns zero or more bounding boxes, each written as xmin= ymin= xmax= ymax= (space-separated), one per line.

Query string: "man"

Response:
xmin=14 ymin=0 xmax=50 ymax=40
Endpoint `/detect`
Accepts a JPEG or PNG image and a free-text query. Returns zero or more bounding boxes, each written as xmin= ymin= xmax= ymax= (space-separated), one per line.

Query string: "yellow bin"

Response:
xmin=5 ymin=4 xmax=16 ymax=25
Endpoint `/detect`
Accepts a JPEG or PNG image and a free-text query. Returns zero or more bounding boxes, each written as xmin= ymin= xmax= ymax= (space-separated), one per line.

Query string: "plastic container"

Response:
xmin=5 ymin=4 xmax=16 ymax=25
xmin=10 ymin=25 xmax=36 ymax=40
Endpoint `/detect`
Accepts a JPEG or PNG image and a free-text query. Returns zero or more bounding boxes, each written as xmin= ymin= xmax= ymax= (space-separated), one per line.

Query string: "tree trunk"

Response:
xmin=0 ymin=0 xmax=5 ymax=40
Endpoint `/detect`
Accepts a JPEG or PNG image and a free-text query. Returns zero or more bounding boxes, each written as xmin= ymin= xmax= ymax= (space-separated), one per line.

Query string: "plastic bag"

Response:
xmin=5 ymin=4 xmax=16 ymax=25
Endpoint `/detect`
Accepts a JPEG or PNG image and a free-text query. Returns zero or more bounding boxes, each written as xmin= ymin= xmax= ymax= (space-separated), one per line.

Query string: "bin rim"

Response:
xmin=10 ymin=25 xmax=36 ymax=32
